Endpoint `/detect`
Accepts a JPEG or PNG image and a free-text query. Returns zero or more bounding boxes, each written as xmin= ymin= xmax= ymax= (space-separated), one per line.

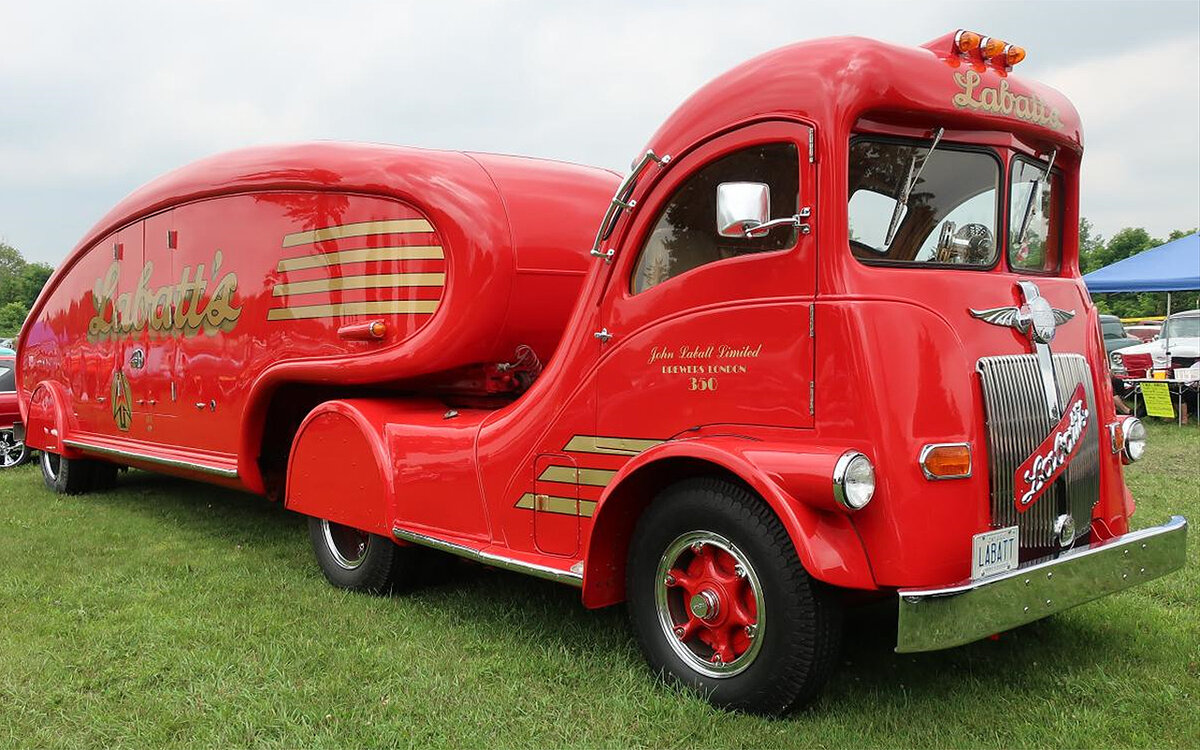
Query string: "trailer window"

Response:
xmin=631 ymin=142 xmax=799 ymax=294
xmin=848 ymin=139 xmax=1000 ymax=267
xmin=1009 ymin=158 xmax=1064 ymax=273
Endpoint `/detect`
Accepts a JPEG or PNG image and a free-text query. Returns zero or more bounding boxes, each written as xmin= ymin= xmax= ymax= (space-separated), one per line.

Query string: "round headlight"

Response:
xmin=1122 ymin=417 xmax=1147 ymax=462
xmin=833 ymin=451 xmax=876 ymax=511
xmin=1111 ymin=352 xmax=1123 ymax=367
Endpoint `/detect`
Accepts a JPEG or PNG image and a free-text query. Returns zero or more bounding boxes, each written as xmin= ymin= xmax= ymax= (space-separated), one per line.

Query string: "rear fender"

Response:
xmin=582 ymin=437 xmax=877 ymax=608
xmin=22 ymin=381 xmax=81 ymax=457
xmin=285 ymin=400 xmax=395 ymax=536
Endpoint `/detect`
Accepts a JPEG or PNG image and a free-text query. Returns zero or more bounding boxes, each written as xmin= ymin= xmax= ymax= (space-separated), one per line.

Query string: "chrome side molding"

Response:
xmin=392 ymin=526 xmax=584 ymax=587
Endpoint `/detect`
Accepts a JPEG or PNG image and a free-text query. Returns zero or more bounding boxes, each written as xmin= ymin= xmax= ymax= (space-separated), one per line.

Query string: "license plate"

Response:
xmin=971 ymin=526 xmax=1018 ymax=580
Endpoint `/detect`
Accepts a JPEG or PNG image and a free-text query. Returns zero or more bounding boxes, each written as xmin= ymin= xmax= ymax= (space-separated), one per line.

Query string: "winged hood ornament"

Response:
xmin=970 ymin=283 xmax=1074 ymax=345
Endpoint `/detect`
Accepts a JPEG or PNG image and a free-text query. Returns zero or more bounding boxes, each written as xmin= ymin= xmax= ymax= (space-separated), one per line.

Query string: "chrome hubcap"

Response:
xmin=42 ymin=451 xmax=60 ymax=481
xmin=321 ymin=519 xmax=370 ymax=570
xmin=0 ymin=431 xmax=24 ymax=467
xmin=654 ymin=531 xmax=765 ymax=678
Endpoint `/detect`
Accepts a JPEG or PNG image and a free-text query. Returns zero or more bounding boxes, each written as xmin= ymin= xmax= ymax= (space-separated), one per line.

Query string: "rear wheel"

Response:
xmin=307 ymin=516 xmax=416 ymax=593
xmin=40 ymin=451 xmax=106 ymax=494
xmin=626 ymin=478 xmax=842 ymax=714
xmin=1 ymin=430 xmax=29 ymax=468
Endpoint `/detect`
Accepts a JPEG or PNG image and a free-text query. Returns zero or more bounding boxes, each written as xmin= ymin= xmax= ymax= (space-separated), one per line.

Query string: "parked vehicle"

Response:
xmin=1 ymin=353 xmax=31 ymax=467
xmin=15 ymin=30 xmax=1187 ymax=714
xmin=1100 ymin=314 xmax=1140 ymax=357
xmin=1125 ymin=322 xmax=1163 ymax=343
xmin=1112 ymin=309 xmax=1200 ymax=380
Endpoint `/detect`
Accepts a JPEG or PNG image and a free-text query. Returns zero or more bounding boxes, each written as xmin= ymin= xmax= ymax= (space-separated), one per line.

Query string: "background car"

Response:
xmin=0 ymin=353 xmax=31 ymax=468
xmin=1111 ymin=309 xmax=1200 ymax=380
xmin=1100 ymin=314 xmax=1141 ymax=356
xmin=1125 ymin=322 xmax=1163 ymax=343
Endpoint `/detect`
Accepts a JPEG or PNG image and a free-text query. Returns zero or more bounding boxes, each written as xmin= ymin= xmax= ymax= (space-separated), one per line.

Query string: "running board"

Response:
xmin=62 ymin=438 xmax=239 ymax=479
xmin=392 ymin=526 xmax=583 ymax=587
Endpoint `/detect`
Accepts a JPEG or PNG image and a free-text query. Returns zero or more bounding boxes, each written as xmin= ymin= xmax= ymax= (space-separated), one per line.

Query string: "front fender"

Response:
xmin=582 ymin=436 xmax=878 ymax=608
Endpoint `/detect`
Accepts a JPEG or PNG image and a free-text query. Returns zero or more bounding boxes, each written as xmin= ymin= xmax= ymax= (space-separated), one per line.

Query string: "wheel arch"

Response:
xmin=581 ymin=439 xmax=877 ymax=608
xmin=22 ymin=380 xmax=80 ymax=458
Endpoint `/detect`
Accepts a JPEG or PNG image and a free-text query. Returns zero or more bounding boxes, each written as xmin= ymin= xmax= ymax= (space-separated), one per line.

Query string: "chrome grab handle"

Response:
xmin=588 ymin=149 xmax=671 ymax=260
xmin=195 ymin=402 xmax=207 ymax=410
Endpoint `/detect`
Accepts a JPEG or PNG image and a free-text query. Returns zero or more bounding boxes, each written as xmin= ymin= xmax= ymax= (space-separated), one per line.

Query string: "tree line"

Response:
xmin=0 ymin=221 xmax=1196 ymax=340
xmin=0 ymin=242 xmax=54 ymax=340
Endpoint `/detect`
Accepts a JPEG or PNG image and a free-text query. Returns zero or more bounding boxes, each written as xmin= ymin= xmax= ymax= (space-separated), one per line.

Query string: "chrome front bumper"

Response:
xmin=896 ymin=516 xmax=1187 ymax=653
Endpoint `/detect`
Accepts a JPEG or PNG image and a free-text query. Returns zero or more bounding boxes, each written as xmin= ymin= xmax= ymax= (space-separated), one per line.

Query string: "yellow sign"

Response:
xmin=1140 ymin=382 xmax=1175 ymax=419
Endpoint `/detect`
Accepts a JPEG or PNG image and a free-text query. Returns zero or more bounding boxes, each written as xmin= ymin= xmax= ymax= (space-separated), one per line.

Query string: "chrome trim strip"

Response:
xmin=895 ymin=516 xmax=1187 ymax=653
xmin=62 ymin=439 xmax=239 ymax=478
xmin=392 ymin=526 xmax=584 ymax=587
xmin=918 ymin=442 xmax=973 ymax=480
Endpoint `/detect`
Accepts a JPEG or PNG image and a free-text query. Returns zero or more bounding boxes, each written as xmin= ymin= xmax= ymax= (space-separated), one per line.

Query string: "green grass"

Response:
xmin=1 ymin=423 xmax=1197 ymax=749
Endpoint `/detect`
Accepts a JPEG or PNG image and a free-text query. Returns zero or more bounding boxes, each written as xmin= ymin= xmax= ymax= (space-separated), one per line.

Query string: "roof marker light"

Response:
xmin=954 ymin=30 xmax=983 ymax=54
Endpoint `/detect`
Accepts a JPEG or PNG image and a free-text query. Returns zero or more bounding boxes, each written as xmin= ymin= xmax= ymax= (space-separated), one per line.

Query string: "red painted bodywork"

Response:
xmin=17 ymin=33 xmax=1139 ymax=606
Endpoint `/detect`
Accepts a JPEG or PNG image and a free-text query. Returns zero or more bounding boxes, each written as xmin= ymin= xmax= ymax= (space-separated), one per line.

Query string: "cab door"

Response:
xmin=594 ymin=121 xmax=818 ymax=442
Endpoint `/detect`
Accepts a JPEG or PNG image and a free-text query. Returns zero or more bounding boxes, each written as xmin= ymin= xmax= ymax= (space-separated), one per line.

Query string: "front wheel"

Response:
xmin=307 ymin=516 xmax=417 ymax=594
xmin=626 ymin=478 xmax=843 ymax=714
xmin=1 ymin=429 xmax=30 ymax=468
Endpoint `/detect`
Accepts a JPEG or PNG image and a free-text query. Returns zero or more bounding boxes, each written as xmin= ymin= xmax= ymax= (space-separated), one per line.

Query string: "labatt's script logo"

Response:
xmin=88 ymin=251 xmax=242 ymax=341
xmin=1013 ymin=384 xmax=1089 ymax=512
xmin=952 ymin=69 xmax=1063 ymax=130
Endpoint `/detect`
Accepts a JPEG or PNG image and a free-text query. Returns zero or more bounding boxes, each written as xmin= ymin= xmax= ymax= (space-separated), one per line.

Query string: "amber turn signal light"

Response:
xmin=1004 ymin=44 xmax=1026 ymax=66
xmin=919 ymin=443 xmax=972 ymax=480
xmin=954 ymin=29 xmax=982 ymax=54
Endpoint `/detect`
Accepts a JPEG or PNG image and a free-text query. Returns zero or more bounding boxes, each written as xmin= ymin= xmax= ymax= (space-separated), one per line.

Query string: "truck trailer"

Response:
xmin=13 ymin=30 xmax=1187 ymax=713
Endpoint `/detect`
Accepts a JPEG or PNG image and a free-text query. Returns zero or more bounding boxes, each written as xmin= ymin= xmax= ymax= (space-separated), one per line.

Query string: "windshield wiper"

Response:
xmin=883 ymin=127 xmax=944 ymax=247
xmin=1014 ymin=148 xmax=1058 ymax=247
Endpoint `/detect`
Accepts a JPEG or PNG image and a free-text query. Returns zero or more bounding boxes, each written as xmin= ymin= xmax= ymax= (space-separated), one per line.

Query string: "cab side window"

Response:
xmin=631 ymin=143 xmax=799 ymax=294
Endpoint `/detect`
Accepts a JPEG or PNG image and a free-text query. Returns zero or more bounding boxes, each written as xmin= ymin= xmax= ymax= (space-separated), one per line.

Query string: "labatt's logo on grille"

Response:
xmin=88 ymin=251 xmax=242 ymax=342
xmin=1013 ymin=383 xmax=1089 ymax=512
xmin=952 ymin=69 xmax=1063 ymax=130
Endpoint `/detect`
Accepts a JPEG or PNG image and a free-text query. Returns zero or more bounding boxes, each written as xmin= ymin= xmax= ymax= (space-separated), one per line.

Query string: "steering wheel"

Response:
xmin=934 ymin=221 xmax=994 ymax=264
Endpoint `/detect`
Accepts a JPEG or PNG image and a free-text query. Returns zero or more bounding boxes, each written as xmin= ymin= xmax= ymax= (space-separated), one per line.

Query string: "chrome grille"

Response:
xmin=977 ymin=354 xmax=1100 ymax=555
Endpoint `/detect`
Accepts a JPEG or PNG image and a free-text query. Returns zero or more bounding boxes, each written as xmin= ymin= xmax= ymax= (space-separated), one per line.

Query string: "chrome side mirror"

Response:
xmin=717 ymin=182 xmax=810 ymax=238
xmin=717 ymin=182 xmax=770 ymax=237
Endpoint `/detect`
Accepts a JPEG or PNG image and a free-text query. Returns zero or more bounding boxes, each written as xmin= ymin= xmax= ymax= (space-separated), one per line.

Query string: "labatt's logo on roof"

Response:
xmin=952 ymin=69 xmax=1063 ymax=130
xmin=88 ymin=250 xmax=242 ymax=341
xmin=1013 ymin=384 xmax=1089 ymax=512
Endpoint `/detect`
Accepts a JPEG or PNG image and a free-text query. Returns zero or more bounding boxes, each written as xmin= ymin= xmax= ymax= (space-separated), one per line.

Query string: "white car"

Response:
xmin=1111 ymin=309 xmax=1200 ymax=379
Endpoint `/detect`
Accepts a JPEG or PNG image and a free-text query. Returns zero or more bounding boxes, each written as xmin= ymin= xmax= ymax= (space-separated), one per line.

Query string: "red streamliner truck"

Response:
xmin=14 ymin=31 xmax=1188 ymax=713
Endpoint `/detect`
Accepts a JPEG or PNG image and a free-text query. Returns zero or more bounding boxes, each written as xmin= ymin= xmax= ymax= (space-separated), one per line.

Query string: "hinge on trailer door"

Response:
xmin=808 ymin=129 xmax=815 ymax=163
xmin=809 ymin=381 xmax=815 ymax=415
xmin=809 ymin=303 xmax=815 ymax=338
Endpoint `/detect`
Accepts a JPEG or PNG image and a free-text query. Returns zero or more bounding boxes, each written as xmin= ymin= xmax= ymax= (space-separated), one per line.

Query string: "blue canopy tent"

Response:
xmin=1083 ymin=232 xmax=1200 ymax=293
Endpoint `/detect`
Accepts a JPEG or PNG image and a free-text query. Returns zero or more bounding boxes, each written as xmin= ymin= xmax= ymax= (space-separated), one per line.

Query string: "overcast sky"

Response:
xmin=2 ymin=0 xmax=1197 ymax=266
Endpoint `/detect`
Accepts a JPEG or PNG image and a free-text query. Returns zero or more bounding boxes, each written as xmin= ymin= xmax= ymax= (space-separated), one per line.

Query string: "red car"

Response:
xmin=0 ymin=353 xmax=31 ymax=468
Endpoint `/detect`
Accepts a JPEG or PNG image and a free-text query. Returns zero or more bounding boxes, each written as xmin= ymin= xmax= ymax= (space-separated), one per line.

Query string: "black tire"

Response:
xmin=307 ymin=516 xmax=416 ymax=594
xmin=1 ymin=429 xmax=30 ymax=468
xmin=626 ymin=477 xmax=843 ymax=715
xmin=40 ymin=451 xmax=102 ymax=494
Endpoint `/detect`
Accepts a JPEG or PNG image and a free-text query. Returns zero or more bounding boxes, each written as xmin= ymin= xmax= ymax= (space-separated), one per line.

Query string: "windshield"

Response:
xmin=1162 ymin=316 xmax=1200 ymax=339
xmin=1009 ymin=157 xmax=1064 ymax=272
xmin=848 ymin=139 xmax=999 ymax=267
xmin=1101 ymin=320 xmax=1126 ymax=338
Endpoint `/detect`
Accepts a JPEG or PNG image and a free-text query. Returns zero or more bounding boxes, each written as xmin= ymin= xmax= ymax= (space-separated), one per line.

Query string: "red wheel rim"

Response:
xmin=654 ymin=531 xmax=764 ymax=677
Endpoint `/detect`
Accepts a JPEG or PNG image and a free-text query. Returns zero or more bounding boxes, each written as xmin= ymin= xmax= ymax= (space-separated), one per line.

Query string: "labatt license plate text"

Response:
xmin=1013 ymin=383 xmax=1089 ymax=512
xmin=972 ymin=526 xmax=1019 ymax=580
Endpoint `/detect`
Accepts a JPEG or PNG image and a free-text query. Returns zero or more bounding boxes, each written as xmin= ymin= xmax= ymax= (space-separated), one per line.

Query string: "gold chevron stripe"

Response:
xmin=282 ymin=219 xmax=433 ymax=248
xmin=515 ymin=493 xmax=597 ymax=518
xmin=266 ymin=300 xmax=440 ymax=321
xmin=563 ymin=435 xmax=662 ymax=456
xmin=537 ymin=465 xmax=617 ymax=487
xmin=272 ymin=273 xmax=446 ymax=297
xmin=276 ymin=245 xmax=444 ymax=272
